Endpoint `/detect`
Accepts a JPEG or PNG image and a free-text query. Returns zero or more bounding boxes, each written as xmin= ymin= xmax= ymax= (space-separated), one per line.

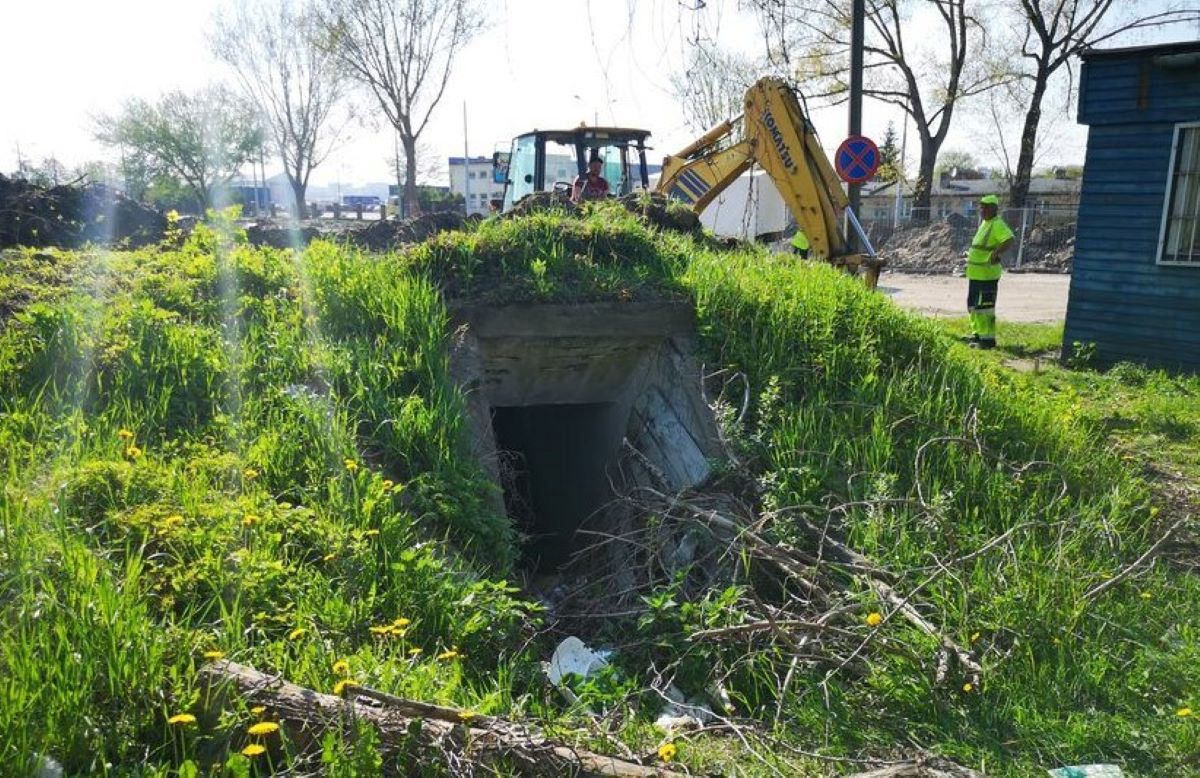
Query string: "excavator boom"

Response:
xmin=656 ymin=78 xmax=880 ymax=284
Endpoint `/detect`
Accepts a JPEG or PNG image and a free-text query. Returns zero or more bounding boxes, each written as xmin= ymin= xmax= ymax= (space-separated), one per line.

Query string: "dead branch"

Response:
xmin=198 ymin=660 xmax=674 ymax=777
xmin=1082 ymin=517 xmax=1190 ymax=604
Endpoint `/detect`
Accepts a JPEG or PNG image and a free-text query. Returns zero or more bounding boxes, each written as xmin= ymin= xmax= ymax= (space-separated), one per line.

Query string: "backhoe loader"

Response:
xmin=492 ymin=77 xmax=882 ymax=287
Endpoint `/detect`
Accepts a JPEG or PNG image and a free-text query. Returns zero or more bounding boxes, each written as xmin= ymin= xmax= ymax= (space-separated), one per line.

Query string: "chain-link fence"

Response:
xmin=859 ymin=205 xmax=1078 ymax=273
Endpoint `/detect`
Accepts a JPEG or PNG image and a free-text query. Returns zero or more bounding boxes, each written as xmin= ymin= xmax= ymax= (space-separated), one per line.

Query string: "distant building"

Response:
xmin=1064 ymin=40 xmax=1200 ymax=370
xmin=860 ymin=174 xmax=1081 ymax=224
xmin=449 ymin=157 xmax=508 ymax=215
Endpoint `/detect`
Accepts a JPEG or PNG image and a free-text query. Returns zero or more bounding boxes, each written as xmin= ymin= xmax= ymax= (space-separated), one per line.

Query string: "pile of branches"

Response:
xmin=557 ymin=477 xmax=984 ymax=704
xmin=0 ymin=173 xmax=166 ymax=249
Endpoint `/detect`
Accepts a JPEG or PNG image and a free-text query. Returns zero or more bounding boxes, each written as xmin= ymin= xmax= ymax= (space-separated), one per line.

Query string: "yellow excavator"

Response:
xmin=491 ymin=76 xmax=882 ymax=287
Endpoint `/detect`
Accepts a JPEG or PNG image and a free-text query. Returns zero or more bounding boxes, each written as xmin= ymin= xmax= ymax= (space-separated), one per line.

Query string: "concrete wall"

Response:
xmin=447 ymin=302 xmax=725 ymax=570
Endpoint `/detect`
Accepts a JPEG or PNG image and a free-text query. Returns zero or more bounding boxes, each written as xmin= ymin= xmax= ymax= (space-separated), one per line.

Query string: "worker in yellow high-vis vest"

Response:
xmin=790 ymin=227 xmax=810 ymax=259
xmin=965 ymin=194 xmax=1015 ymax=349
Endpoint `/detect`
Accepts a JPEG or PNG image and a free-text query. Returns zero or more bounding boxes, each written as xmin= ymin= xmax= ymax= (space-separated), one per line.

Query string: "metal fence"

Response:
xmin=859 ymin=206 xmax=1078 ymax=271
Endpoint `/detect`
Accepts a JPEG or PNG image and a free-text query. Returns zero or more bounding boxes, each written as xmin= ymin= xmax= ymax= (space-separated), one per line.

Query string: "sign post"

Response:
xmin=835 ymin=135 xmax=881 ymax=185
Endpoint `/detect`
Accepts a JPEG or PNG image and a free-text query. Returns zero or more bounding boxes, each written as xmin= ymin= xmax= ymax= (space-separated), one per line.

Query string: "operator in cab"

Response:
xmin=572 ymin=152 xmax=610 ymax=203
xmin=965 ymin=194 xmax=1015 ymax=350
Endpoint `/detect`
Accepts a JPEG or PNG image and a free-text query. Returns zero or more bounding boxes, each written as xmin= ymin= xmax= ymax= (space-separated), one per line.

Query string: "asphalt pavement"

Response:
xmin=878 ymin=272 xmax=1069 ymax=323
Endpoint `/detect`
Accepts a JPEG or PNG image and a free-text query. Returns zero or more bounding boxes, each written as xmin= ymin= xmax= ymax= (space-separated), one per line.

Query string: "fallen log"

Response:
xmin=198 ymin=660 xmax=672 ymax=777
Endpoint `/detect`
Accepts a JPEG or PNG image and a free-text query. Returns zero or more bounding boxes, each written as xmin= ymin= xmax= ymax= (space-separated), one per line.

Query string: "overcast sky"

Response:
xmin=1 ymin=0 xmax=1196 ymax=187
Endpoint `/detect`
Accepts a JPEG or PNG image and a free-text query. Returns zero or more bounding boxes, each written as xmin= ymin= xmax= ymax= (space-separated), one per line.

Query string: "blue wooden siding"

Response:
xmin=1064 ymin=44 xmax=1200 ymax=370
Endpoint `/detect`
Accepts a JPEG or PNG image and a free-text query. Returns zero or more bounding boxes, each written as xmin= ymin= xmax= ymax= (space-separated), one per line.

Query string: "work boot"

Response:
xmin=970 ymin=339 xmax=996 ymax=350
xmin=961 ymin=334 xmax=980 ymax=344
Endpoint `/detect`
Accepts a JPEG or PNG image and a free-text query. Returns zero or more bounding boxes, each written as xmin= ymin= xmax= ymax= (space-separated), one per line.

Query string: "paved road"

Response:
xmin=878 ymin=272 xmax=1070 ymax=323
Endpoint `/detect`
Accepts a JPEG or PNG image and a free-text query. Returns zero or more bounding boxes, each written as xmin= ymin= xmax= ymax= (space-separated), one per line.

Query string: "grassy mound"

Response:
xmin=1 ymin=205 xmax=1195 ymax=775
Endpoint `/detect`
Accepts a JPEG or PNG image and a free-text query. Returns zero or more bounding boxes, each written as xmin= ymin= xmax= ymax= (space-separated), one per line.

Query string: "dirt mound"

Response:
xmin=0 ymin=174 xmax=167 ymax=249
xmin=878 ymin=218 xmax=1074 ymax=274
xmin=244 ymin=222 xmax=323 ymax=249
xmin=352 ymin=209 xmax=467 ymax=251
xmin=879 ymin=220 xmax=970 ymax=274
xmin=502 ymin=190 xmax=578 ymax=218
xmin=1017 ymin=224 xmax=1075 ymax=272
xmin=619 ymin=192 xmax=702 ymax=234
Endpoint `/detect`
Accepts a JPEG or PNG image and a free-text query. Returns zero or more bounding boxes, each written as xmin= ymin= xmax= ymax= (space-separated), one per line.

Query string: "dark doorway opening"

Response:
xmin=491 ymin=403 xmax=625 ymax=572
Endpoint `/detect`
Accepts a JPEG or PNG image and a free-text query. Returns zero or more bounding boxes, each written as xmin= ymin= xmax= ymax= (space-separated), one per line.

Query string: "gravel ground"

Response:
xmin=878 ymin=272 xmax=1069 ymax=323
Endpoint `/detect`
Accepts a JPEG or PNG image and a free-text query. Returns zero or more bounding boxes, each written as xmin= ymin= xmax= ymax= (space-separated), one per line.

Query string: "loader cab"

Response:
xmin=493 ymin=127 xmax=651 ymax=212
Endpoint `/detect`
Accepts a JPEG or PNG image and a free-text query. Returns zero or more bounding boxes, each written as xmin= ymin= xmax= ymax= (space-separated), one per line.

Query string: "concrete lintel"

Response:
xmin=449 ymin=301 xmax=695 ymax=339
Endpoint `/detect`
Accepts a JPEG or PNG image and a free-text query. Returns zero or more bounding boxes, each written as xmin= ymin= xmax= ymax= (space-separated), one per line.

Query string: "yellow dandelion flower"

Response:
xmin=125 ymin=445 xmax=143 ymax=459
xmin=363 ymin=529 xmax=380 ymax=537
xmin=242 ymin=514 xmax=259 ymax=527
xmin=167 ymin=713 xmax=196 ymax=725
xmin=241 ymin=743 xmax=266 ymax=757
xmin=203 ymin=650 xmax=226 ymax=660
xmin=392 ymin=617 xmax=411 ymax=628
xmin=369 ymin=625 xmax=391 ymax=635
xmin=437 ymin=650 xmax=459 ymax=661
xmin=332 ymin=659 xmax=350 ymax=675
xmin=287 ymin=627 xmax=308 ymax=640
xmin=970 ymin=632 xmax=981 ymax=644
xmin=381 ymin=479 xmax=395 ymax=490
xmin=1141 ymin=592 xmax=1153 ymax=600
xmin=247 ymin=721 xmax=279 ymax=736
xmin=250 ymin=705 xmax=266 ymax=716
xmin=344 ymin=459 xmax=358 ymax=472
xmin=243 ymin=468 xmax=259 ymax=480
xmin=962 ymin=682 xmax=974 ymax=693
xmin=865 ymin=611 xmax=883 ymax=628
xmin=658 ymin=742 xmax=677 ymax=762
xmin=322 ymin=552 xmax=337 ymax=562
xmin=408 ymin=648 xmax=423 ymax=656
xmin=117 ymin=428 xmax=135 ymax=440
xmin=458 ymin=710 xmax=477 ymax=722
xmin=1177 ymin=707 xmax=1193 ymax=718
xmin=333 ymin=679 xmax=359 ymax=695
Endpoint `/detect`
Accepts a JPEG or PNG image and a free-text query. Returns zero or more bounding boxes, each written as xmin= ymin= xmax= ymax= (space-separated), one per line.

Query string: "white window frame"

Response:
xmin=1156 ymin=121 xmax=1200 ymax=267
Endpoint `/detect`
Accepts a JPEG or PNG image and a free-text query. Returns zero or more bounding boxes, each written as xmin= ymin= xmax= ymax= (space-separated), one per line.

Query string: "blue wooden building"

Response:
xmin=1065 ymin=41 xmax=1200 ymax=370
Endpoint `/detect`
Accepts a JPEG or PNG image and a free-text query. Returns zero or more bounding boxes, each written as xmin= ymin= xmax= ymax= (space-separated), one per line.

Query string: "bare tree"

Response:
xmin=212 ymin=0 xmax=348 ymax=219
xmin=1004 ymin=0 xmax=1200 ymax=208
xmin=748 ymin=0 xmax=1002 ymax=217
xmin=96 ymin=86 xmax=262 ymax=210
xmin=670 ymin=47 xmax=762 ymax=133
xmin=319 ymin=0 xmax=483 ymax=216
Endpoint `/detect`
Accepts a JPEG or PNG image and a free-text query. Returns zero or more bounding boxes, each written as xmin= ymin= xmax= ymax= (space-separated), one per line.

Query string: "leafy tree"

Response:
xmin=670 ymin=47 xmax=762 ymax=134
xmin=96 ymin=86 xmax=263 ymax=210
xmin=748 ymin=0 xmax=1003 ymax=217
xmin=319 ymin=0 xmax=484 ymax=216
xmin=211 ymin=0 xmax=349 ymax=219
xmin=1001 ymin=0 xmax=1200 ymax=207
xmin=876 ymin=121 xmax=901 ymax=182
xmin=935 ymin=149 xmax=978 ymax=176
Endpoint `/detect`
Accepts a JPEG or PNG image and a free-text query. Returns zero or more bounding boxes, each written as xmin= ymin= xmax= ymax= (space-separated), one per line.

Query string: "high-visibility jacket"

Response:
xmin=966 ymin=217 xmax=1014 ymax=281
xmin=791 ymin=230 xmax=810 ymax=252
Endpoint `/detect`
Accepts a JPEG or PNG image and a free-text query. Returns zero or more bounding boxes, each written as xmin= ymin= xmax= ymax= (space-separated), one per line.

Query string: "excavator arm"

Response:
xmin=656 ymin=77 xmax=881 ymax=285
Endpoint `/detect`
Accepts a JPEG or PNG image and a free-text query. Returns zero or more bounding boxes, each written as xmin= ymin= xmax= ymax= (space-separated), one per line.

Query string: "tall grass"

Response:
xmin=0 ymin=207 xmax=1194 ymax=774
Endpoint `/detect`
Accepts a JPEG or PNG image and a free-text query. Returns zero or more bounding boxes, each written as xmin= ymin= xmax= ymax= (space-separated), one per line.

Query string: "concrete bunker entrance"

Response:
xmin=449 ymin=302 xmax=724 ymax=573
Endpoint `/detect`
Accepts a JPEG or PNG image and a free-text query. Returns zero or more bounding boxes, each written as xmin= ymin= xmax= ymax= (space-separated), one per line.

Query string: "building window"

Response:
xmin=1159 ymin=123 xmax=1200 ymax=266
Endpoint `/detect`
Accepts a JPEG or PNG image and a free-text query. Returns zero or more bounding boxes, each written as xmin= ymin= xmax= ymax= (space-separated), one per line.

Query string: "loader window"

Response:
xmin=545 ymin=142 xmax=580 ymax=192
xmin=504 ymin=134 xmax=537 ymax=211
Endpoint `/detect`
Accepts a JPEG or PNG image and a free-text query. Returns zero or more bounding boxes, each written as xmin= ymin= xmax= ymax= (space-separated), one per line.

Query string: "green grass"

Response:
xmin=0 ymin=205 xmax=1196 ymax=775
xmin=933 ymin=316 xmax=1200 ymax=486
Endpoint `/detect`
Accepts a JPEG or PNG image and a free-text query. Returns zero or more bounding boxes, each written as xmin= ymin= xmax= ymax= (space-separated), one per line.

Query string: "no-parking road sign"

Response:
xmin=835 ymin=135 xmax=880 ymax=184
